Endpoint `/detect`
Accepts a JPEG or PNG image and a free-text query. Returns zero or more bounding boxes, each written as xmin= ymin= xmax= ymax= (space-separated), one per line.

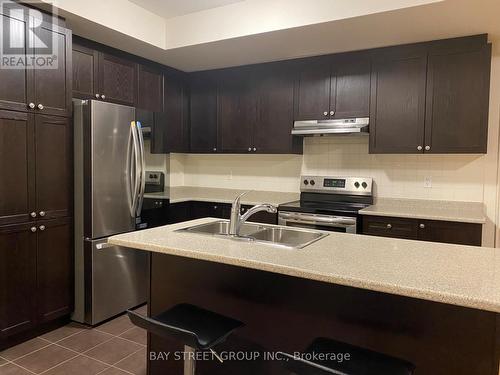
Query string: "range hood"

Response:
xmin=292 ymin=117 xmax=369 ymax=136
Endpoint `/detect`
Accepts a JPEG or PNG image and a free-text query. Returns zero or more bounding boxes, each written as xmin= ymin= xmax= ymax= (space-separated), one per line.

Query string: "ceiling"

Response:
xmin=128 ymin=0 xmax=243 ymax=19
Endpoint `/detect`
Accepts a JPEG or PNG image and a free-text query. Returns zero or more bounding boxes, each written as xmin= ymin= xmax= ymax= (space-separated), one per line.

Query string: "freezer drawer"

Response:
xmin=75 ymin=238 xmax=148 ymax=325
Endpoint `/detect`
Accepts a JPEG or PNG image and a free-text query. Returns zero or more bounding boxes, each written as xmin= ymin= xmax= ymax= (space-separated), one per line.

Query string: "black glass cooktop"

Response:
xmin=279 ymin=193 xmax=373 ymax=216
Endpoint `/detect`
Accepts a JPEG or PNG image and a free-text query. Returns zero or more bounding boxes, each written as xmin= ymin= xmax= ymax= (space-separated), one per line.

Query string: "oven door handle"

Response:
xmin=279 ymin=212 xmax=356 ymax=226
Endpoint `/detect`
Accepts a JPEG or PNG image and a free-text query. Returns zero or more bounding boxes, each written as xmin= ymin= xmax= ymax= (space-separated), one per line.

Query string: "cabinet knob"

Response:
xmin=214 ymin=205 xmax=218 ymax=209
xmin=330 ymin=111 xmax=335 ymax=116
xmin=253 ymin=147 xmax=257 ymax=151
xmin=37 ymin=103 xmax=44 ymax=110
xmin=419 ymin=223 xmax=425 ymax=229
xmin=95 ymin=93 xmax=100 ymax=98
xmin=39 ymin=225 xmax=46 ymax=231
xmin=30 ymin=226 xmax=37 ymax=233
xmin=425 ymin=145 xmax=431 ymax=151
xmin=248 ymin=147 xmax=252 ymax=152
xmin=213 ymin=148 xmax=217 ymax=152
xmin=417 ymin=145 xmax=423 ymax=151
xmin=30 ymin=211 xmax=37 ymax=218
xmin=101 ymin=95 xmax=106 ymax=100
xmin=28 ymin=102 xmax=35 ymax=109
xmin=323 ymin=111 xmax=328 ymax=116
xmin=386 ymin=223 xmax=392 ymax=229
xmin=39 ymin=211 xmax=46 ymax=217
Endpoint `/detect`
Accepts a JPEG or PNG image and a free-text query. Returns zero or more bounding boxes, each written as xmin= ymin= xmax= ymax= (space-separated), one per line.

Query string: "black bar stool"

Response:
xmin=127 ymin=303 xmax=243 ymax=375
xmin=278 ymin=337 xmax=415 ymax=375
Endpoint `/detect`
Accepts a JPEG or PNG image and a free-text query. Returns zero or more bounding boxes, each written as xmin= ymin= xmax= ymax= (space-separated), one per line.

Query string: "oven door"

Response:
xmin=278 ymin=211 xmax=357 ymax=234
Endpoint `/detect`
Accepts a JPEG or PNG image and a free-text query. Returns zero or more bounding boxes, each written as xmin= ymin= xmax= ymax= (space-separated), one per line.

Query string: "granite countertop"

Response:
xmin=359 ymin=198 xmax=486 ymax=224
xmin=109 ymin=217 xmax=500 ymax=313
xmin=145 ymin=186 xmax=299 ymax=206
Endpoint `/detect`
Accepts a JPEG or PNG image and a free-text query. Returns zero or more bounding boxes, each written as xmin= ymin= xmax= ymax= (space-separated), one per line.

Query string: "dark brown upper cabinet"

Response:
xmin=72 ymin=43 xmax=98 ymax=100
xmin=0 ymin=222 xmax=37 ymax=339
xmin=424 ymin=42 xmax=491 ymax=153
xmin=137 ymin=64 xmax=163 ymax=112
xmin=294 ymin=56 xmax=331 ymax=121
xmin=31 ymin=19 xmax=72 ymax=118
xmin=189 ymin=71 xmax=218 ymax=153
xmin=218 ymin=67 xmax=257 ymax=152
xmin=369 ymin=45 xmax=428 ymax=154
xmin=254 ymin=63 xmax=301 ymax=154
xmin=0 ymin=111 xmax=34 ymax=226
xmin=0 ymin=8 xmax=71 ymax=118
xmin=98 ymin=53 xmax=137 ymax=106
xmin=36 ymin=217 xmax=73 ymax=323
xmin=35 ymin=115 xmax=72 ymax=220
xmin=153 ymin=71 xmax=189 ymax=153
xmin=332 ymin=54 xmax=371 ymax=119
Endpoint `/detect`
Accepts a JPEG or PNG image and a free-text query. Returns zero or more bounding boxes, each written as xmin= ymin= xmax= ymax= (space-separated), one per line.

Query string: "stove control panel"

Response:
xmin=301 ymin=176 xmax=373 ymax=196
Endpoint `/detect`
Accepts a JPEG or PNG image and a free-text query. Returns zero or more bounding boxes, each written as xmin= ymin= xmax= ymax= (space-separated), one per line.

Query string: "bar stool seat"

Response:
xmin=279 ymin=337 xmax=415 ymax=375
xmin=127 ymin=303 xmax=243 ymax=375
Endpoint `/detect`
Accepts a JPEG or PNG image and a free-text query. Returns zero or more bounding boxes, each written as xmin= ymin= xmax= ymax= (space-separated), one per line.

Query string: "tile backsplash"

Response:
xmin=174 ymin=137 xmax=486 ymax=202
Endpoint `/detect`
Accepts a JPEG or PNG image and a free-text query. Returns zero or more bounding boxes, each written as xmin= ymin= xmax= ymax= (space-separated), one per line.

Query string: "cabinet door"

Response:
xmin=369 ymin=47 xmax=427 ymax=154
xmin=157 ymin=72 xmax=189 ymax=153
xmin=168 ymin=202 xmax=191 ymax=224
xmin=218 ymin=68 xmax=256 ymax=152
xmin=332 ymin=56 xmax=371 ymax=119
xmin=0 ymin=111 xmax=35 ymax=225
xmin=362 ymin=215 xmax=418 ymax=240
xmin=36 ymin=218 xmax=73 ymax=323
xmin=31 ymin=19 xmax=72 ymax=117
xmin=190 ymin=72 xmax=218 ymax=153
xmin=255 ymin=64 xmax=298 ymax=154
xmin=424 ymin=45 xmax=491 ymax=153
xmin=35 ymin=115 xmax=72 ymax=220
xmin=137 ymin=64 xmax=163 ymax=112
xmin=0 ymin=10 xmax=31 ymax=112
xmin=72 ymin=43 xmax=98 ymax=99
xmin=294 ymin=57 xmax=331 ymax=121
xmin=417 ymin=220 xmax=482 ymax=246
xmin=98 ymin=52 xmax=137 ymax=106
xmin=0 ymin=223 xmax=37 ymax=338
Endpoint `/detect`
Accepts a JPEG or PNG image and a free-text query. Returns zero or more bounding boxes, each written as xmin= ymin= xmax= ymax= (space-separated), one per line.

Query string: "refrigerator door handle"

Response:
xmin=135 ymin=121 xmax=146 ymax=217
xmin=130 ymin=122 xmax=141 ymax=217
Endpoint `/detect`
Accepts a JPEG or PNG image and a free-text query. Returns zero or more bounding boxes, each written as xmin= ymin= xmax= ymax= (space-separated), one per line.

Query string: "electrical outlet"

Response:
xmin=228 ymin=170 xmax=233 ymax=180
xmin=424 ymin=176 xmax=432 ymax=188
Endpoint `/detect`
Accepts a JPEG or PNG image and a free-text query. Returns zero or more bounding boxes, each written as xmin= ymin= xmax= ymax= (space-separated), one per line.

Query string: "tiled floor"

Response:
xmin=0 ymin=305 xmax=147 ymax=375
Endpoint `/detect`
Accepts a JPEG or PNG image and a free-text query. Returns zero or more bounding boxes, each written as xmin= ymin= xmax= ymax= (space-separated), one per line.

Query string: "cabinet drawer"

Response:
xmin=362 ymin=216 xmax=418 ymax=240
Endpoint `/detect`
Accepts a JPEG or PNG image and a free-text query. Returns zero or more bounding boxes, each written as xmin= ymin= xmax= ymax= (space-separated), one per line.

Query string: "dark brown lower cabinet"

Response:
xmin=362 ymin=215 xmax=482 ymax=246
xmin=0 ymin=218 xmax=73 ymax=341
xmin=0 ymin=223 xmax=37 ymax=338
xmin=36 ymin=217 xmax=73 ymax=323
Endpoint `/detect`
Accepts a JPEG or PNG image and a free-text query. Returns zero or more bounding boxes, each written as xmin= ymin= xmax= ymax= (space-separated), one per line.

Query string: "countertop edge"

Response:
xmin=108 ymin=236 xmax=500 ymax=314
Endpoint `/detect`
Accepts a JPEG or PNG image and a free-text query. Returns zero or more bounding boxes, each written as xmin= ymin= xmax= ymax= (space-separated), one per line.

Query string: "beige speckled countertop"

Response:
xmin=144 ymin=186 xmax=299 ymax=206
xmin=109 ymin=217 xmax=500 ymax=313
xmin=359 ymin=198 xmax=486 ymax=224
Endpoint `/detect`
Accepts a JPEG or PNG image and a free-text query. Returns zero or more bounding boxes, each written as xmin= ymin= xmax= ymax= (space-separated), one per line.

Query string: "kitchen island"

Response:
xmin=109 ymin=218 xmax=500 ymax=375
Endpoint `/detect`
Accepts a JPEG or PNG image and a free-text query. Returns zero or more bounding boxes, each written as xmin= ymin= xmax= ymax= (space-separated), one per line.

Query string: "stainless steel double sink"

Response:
xmin=176 ymin=220 xmax=328 ymax=249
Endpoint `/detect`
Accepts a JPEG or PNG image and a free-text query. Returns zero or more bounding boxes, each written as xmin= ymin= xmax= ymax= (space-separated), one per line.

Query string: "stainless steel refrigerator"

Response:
xmin=73 ymin=99 xmax=148 ymax=325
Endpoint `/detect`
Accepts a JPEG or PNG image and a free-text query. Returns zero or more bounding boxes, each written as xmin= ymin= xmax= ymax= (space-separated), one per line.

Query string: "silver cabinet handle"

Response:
xmin=417 ymin=146 xmax=423 ymax=151
xmin=323 ymin=111 xmax=328 ymax=116
xmin=386 ymin=223 xmax=392 ymax=229
xmin=95 ymin=93 xmax=100 ymax=98
xmin=101 ymin=94 xmax=106 ymax=100
xmin=30 ymin=212 xmax=37 ymax=218
xmin=330 ymin=111 xmax=335 ymax=116
xmin=253 ymin=147 xmax=257 ymax=151
xmin=39 ymin=225 xmax=45 ymax=231
xmin=39 ymin=211 xmax=46 ymax=217
xmin=248 ymin=147 xmax=252 ymax=151
xmin=419 ymin=223 xmax=425 ymax=229
xmin=425 ymin=145 xmax=431 ymax=151
xmin=30 ymin=226 xmax=37 ymax=233
xmin=37 ymin=103 xmax=44 ymax=110
xmin=28 ymin=102 xmax=35 ymax=109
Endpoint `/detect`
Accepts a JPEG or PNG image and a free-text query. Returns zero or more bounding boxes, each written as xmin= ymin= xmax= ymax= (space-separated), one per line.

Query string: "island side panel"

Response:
xmin=149 ymin=253 xmax=498 ymax=375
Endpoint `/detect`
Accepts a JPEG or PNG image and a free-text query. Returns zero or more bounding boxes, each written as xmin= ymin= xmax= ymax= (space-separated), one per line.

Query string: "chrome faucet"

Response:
xmin=228 ymin=191 xmax=277 ymax=236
